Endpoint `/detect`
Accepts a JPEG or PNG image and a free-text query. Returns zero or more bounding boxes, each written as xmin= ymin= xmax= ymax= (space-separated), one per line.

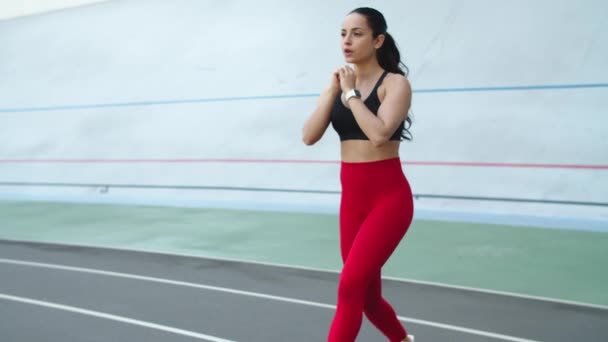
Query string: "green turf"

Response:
xmin=1 ymin=200 xmax=607 ymax=306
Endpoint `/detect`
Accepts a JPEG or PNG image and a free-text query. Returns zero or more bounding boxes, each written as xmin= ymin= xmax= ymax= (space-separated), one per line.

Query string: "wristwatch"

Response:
xmin=344 ymin=88 xmax=361 ymax=102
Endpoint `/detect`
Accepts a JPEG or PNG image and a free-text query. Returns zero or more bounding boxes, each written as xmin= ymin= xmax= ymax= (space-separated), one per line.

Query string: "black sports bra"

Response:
xmin=330 ymin=71 xmax=404 ymax=141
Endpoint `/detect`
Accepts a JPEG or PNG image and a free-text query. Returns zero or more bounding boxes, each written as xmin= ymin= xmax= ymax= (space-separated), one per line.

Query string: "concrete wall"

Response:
xmin=0 ymin=0 xmax=109 ymax=20
xmin=1 ymin=0 xmax=607 ymax=228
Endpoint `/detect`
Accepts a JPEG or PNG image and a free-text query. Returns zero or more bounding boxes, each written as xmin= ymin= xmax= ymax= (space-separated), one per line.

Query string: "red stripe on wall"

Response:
xmin=0 ymin=158 xmax=607 ymax=169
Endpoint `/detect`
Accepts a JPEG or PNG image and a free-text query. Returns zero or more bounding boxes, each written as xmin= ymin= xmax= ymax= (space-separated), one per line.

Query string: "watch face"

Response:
xmin=346 ymin=89 xmax=361 ymax=100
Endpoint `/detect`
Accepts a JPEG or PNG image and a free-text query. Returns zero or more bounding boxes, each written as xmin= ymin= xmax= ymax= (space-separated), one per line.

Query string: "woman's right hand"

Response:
xmin=329 ymin=68 xmax=341 ymax=93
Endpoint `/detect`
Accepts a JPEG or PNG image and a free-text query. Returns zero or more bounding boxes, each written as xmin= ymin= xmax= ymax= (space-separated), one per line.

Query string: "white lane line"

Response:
xmin=0 ymin=293 xmax=235 ymax=342
xmin=2 ymin=237 xmax=605 ymax=311
xmin=0 ymin=258 xmax=541 ymax=342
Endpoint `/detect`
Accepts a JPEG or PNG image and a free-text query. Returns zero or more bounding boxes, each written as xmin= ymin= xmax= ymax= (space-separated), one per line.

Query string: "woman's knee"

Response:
xmin=364 ymin=293 xmax=382 ymax=312
xmin=337 ymin=272 xmax=369 ymax=303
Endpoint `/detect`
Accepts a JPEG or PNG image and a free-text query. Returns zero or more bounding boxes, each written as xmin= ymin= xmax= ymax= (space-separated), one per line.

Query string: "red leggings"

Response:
xmin=328 ymin=157 xmax=414 ymax=342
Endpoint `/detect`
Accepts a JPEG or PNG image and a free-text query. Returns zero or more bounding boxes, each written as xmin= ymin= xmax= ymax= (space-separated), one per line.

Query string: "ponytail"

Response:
xmin=377 ymin=32 xmax=409 ymax=77
xmin=377 ymin=32 xmax=413 ymax=141
xmin=378 ymin=32 xmax=412 ymax=140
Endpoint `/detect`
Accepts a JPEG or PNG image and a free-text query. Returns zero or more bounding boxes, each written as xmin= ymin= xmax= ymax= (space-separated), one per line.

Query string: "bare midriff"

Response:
xmin=339 ymin=140 xmax=401 ymax=163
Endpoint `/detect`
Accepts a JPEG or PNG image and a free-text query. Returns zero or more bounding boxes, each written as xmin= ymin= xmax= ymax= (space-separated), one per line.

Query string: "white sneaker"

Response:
xmin=407 ymin=335 xmax=415 ymax=342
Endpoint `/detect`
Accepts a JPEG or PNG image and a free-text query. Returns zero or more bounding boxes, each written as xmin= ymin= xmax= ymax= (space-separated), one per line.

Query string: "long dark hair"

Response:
xmin=349 ymin=7 xmax=413 ymax=141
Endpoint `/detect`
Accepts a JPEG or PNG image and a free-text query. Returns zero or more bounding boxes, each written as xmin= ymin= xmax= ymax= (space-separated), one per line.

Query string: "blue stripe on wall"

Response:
xmin=1 ymin=83 xmax=607 ymax=113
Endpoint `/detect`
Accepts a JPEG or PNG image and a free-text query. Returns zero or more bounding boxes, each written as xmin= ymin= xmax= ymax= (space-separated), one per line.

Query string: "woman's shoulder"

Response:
xmin=382 ymin=71 xmax=411 ymax=93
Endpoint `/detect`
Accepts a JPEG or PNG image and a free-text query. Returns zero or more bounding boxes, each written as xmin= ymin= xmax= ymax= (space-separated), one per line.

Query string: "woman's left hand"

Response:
xmin=339 ymin=65 xmax=357 ymax=93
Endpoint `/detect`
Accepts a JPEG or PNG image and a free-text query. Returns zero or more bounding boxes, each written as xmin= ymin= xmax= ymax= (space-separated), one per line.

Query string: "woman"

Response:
xmin=302 ymin=7 xmax=415 ymax=342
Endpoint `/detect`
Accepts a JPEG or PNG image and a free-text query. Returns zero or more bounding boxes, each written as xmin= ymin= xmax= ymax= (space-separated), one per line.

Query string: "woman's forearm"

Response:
xmin=302 ymin=87 xmax=340 ymax=145
xmin=347 ymin=97 xmax=391 ymax=146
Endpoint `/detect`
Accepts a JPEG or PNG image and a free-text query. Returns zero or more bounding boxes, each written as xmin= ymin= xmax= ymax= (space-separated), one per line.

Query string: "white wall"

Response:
xmin=0 ymin=0 xmax=109 ymax=20
xmin=1 ymin=0 xmax=607 ymax=228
